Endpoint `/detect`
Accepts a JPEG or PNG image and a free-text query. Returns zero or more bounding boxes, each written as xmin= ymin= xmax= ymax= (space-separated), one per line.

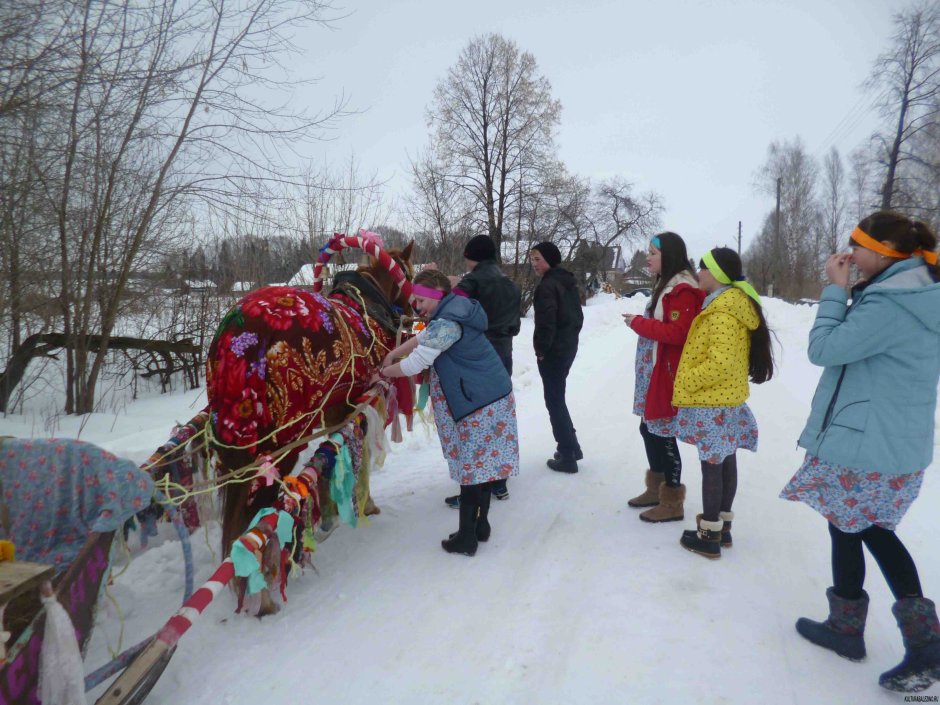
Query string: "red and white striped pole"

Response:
xmin=95 ymin=512 xmax=281 ymax=705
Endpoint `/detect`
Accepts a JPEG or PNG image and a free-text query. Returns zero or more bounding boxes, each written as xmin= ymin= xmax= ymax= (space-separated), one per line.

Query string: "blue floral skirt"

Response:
xmin=430 ymin=371 xmax=520 ymax=486
xmin=632 ymin=335 xmax=677 ymax=437
xmin=779 ymin=452 xmax=925 ymax=533
xmin=675 ymin=404 xmax=758 ymax=464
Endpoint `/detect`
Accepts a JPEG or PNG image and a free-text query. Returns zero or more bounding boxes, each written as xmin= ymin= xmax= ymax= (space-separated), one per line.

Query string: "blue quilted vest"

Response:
xmin=431 ymin=293 xmax=512 ymax=421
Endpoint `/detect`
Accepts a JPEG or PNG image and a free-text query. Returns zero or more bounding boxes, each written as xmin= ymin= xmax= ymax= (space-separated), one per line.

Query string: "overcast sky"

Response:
xmin=291 ymin=0 xmax=897 ymax=260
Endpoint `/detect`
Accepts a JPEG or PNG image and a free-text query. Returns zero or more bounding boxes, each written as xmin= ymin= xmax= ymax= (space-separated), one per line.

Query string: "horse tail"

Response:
xmin=217 ymin=446 xmax=300 ymax=557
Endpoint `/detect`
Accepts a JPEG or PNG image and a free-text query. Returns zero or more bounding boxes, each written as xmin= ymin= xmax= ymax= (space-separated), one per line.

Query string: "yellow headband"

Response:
xmin=702 ymin=251 xmax=762 ymax=306
xmin=850 ymin=227 xmax=938 ymax=266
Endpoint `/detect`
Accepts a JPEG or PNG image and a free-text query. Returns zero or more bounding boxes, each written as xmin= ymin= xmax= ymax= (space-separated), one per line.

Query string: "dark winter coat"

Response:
xmin=532 ymin=267 xmax=583 ymax=360
xmin=430 ymin=293 xmax=513 ymax=422
xmin=455 ymin=259 xmax=522 ymax=344
xmin=630 ymin=275 xmax=705 ymax=420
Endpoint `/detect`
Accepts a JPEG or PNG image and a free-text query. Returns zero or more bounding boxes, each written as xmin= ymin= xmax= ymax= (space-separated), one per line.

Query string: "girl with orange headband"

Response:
xmin=671 ymin=247 xmax=775 ymax=559
xmin=781 ymin=211 xmax=940 ymax=693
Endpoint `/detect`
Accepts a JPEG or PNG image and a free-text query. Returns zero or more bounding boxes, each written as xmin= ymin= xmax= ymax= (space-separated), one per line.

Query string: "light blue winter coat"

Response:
xmin=798 ymin=258 xmax=940 ymax=474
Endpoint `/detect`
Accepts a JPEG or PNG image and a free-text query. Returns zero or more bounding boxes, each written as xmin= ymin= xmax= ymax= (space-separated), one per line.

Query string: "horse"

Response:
xmin=205 ymin=238 xmax=415 ymax=565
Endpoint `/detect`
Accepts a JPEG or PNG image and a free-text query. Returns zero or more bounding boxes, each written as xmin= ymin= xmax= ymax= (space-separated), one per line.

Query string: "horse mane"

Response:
xmin=356 ymin=241 xmax=414 ymax=316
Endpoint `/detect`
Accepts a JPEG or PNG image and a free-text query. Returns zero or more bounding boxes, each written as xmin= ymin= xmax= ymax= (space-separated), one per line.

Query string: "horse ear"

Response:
xmin=400 ymin=240 xmax=414 ymax=264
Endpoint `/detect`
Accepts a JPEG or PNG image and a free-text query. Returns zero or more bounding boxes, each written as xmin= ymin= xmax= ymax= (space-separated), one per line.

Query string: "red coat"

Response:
xmin=630 ymin=282 xmax=705 ymax=420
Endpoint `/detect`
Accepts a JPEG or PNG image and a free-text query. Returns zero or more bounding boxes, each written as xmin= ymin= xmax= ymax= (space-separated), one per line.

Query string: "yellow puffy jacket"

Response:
xmin=672 ymin=287 xmax=759 ymax=407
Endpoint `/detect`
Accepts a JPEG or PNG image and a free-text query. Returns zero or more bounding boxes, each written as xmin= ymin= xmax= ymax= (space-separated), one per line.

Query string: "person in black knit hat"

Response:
xmin=530 ymin=241 xmax=584 ymax=473
xmin=442 ymin=234 xmax=521 ymax=507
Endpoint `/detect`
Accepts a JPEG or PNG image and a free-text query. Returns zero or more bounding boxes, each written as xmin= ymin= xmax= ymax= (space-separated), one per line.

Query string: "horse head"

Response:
xmin=357 ymin=240 xmax=415 ymax=317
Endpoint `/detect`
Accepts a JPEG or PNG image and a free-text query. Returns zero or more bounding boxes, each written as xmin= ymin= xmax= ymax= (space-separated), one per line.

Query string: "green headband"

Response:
xmin=702 ymin=251 xmax=762 ymax=306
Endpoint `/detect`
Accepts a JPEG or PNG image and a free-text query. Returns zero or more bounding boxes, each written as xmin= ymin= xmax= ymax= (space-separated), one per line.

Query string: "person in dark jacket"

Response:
xmin=455 ymin=234 xmax=522 ymax=373
xmin=530 ymin=241 xmax=584 ymax=473
xmin=444 ymin=234 xmax=522 ymax=505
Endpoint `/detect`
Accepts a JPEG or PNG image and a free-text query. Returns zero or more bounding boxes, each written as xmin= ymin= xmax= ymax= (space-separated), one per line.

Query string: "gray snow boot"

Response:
xmin=879 ymin=596 xmax=940 ymax=693
xmin=795 ymin=587 xmax=868 ymax=661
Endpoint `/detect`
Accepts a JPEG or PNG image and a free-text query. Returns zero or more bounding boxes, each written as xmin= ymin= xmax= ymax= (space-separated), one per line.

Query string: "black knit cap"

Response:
xmin=463 ymin=235 xmax=497 ymax=262
xmin=531 ymin=241 xmax=561 ymax=267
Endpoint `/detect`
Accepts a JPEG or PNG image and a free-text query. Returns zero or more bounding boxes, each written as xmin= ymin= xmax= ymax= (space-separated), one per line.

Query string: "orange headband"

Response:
xmin=850 ymin=227 xmax=938 ymax=266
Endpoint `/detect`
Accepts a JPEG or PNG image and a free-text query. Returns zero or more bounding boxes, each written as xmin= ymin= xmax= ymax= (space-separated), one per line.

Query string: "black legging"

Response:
xmin=701 ymin=454 xmax=737 ymax=521
xmin=829 ymin=522 xmax=923 ymax=601
xmin=639 ymin=421 xmax=682 ymax=487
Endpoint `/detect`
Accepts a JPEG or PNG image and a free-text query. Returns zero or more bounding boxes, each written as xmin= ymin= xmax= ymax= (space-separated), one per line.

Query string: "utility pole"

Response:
xmin=737 ymin=221 xmax=742 ymax=256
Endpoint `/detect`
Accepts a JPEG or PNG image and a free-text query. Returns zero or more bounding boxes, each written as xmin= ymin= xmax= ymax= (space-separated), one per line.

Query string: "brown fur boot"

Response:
xmin=640 ymin=483 xmax=685 ymax=522
xmin=627 ymin=469 xmax=663 ymax=508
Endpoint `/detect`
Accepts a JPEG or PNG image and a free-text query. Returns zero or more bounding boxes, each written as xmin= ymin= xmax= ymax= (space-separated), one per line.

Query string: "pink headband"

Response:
xmin=411 ymin=283 xmax=446 ymax=300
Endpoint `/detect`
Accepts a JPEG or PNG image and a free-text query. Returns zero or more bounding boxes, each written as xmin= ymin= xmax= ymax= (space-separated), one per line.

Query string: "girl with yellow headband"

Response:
xmin=672 ymin=247 xmax=775 ymax=559
xmin=780 ymin=211 xmax=940 ymax=693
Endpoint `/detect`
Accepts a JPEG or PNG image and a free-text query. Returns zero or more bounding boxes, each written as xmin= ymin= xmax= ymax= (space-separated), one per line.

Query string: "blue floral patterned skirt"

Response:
xmin=675 ymin=404 xmax=758 ymax=464
xmin=430 ymin=371 xmax=520 ymax=486
xmin=779 ymin=452 xmax=925 ymax=532
xmin=632 ymin=335 xmax=677 ymax=437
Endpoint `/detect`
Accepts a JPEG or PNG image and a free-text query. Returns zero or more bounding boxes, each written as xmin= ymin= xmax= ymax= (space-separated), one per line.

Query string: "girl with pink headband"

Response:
xmin=378 ymin=269 xmax=520 ymax=556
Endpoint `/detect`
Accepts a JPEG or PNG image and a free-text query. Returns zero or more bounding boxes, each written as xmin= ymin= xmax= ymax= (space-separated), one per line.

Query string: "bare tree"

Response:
xmin=426 ymin=34 xmax=562 ymax=257
xmin=820 ymin=147 xmax=848 ymax=259
xmin=867 ymin=0 xmax=940 ymax=210
xmin=755 ymin=138 xmax=822 ymax=299
xmin=407 ymin=147 xmax=474 ymax=269
xmin=902 ymin=92 xmax=940 ymax=226
xmin=849 ymin=145 xmax=877 ymax=223
xmin=1 ymin=0 xmax=345 ymax=413
xmin=0 ymin=0 xmax=76 ymax=122
xmin=291 ymin=157 xmax=393 ymax=265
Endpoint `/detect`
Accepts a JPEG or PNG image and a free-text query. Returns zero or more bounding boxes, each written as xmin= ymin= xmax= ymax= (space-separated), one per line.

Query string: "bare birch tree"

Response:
xmin=755 ymin=138 xmax=822 ymax=299
xmin=820 ymin=147 xmax=848 ymax=259
xmin=868 ymin=0 xmax=940 ymax=210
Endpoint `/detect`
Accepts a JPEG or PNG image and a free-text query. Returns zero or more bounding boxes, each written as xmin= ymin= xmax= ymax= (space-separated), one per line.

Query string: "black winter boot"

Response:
xmin=547 ymin=453 xmax=578 ymax=474
xmin=449 ymin=483 xmax=492 ymax=542
xmin=719 ymin=511 xmax=733 ymax=548
xmin=679 ymin=518 xmax=722 ymax=559
xmin=475 ymin=484 xmax=491 ymax=542
xmin=795 ymin=587 xmax=868 ymax=661
xmin=879 ymin=596 xmax=940 ymax=692
xmin=682 ymin=512 xmax=733 ymax=547
xmin=442 ymin=485 xmax=480 ymax=556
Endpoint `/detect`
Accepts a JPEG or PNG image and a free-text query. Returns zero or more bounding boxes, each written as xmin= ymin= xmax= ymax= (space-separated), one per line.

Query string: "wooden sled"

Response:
xmin=0 ymin=531 xmax=115 ymax=705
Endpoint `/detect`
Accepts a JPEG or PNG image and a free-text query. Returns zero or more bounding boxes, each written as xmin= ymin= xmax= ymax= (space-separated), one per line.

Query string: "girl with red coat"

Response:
xmin=622 ymin=232 xmax=705 ymax=522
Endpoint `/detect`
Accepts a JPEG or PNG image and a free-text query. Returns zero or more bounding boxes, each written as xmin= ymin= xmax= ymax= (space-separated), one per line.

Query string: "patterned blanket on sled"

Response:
xmin=0 ymin=438 xmax=153 ymax=569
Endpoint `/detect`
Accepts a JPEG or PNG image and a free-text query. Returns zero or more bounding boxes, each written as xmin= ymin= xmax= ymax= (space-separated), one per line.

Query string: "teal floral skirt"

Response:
xmin=780 ymin=452 xmax=924 ymax=532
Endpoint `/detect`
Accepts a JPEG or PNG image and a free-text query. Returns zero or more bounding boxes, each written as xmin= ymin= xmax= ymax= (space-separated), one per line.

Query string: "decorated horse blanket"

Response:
xmin=207 ymin=284 xmax=407 ymax=460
